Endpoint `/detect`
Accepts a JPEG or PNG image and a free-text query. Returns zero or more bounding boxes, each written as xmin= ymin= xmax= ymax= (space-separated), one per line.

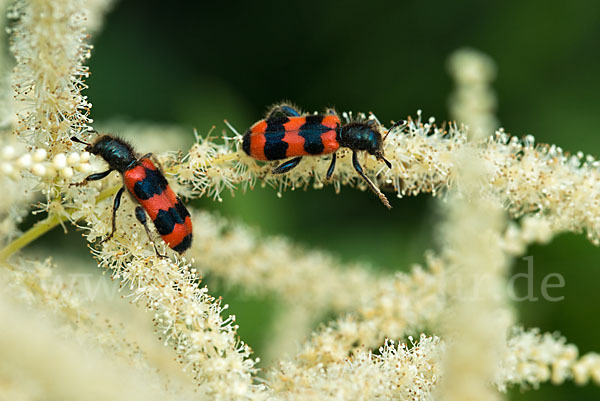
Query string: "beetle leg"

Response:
xmin=138 ymin=152 xmax=167 ymax=174
xmin=326 ymin=153 xmax=337 ymax=180
xmin=325 ymin=107 xmax=338 ymax=116
xmin=375 ymin=151 xmax=392 ymax=169
xmin=351 ymin=152 xmax=391 ymax=209
xmin=71 ymin=169 xmax=113 ymax=186
xmin=134 ymin=206 xmax=167 ymax=258
xmin=267 ymin=103 xmax=301 ymax=118
xmin=272 ymin=156 xmax=303 ymax=174
xmin=99 ymin=186 xmax=125 ymax=244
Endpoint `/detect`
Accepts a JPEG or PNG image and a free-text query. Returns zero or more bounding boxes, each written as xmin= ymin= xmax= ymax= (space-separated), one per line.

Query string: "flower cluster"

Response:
xmin=447 ymin=48 xmax=498 ymax=140
xmin=499 ymin=328 xmax=600 ymax=388
xmin=167 ymin=109 xmax=600 ymax=251
xmin=438 ymin=48 xmax=511 ymax=401
xmin=0 ymin=144 xmax=92 ymax=179
xmin=268 ymin=334 xmax=442 ymax=401
xmin=1 ymin=1 xmax=599 ymax=400
xmin=188 ymin=210 xmax=383 ymax=312
xmin=9 ymin=0 xmax=92 ymax=152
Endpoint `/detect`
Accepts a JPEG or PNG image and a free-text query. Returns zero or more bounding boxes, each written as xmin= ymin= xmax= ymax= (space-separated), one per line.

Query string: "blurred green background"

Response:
xmin=78 ymin=0 xmax=600 ymax=399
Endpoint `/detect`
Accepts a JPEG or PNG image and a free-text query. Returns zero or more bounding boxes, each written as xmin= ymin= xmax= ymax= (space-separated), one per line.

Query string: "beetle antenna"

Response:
xmin=70 ymin=136 xmax=90 ymax=146
xmin=384 ymin=119 xmax=406 ymax=142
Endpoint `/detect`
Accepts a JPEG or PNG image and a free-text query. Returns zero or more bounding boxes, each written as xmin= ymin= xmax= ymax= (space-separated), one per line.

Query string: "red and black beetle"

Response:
xmin=72 ymin=135 xmax=193 ymax=254
xmin=242 ymin=104 xmax=401 ymax=208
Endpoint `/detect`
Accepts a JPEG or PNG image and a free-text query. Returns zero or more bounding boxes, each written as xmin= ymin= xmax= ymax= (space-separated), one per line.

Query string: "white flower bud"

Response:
xmin=31 ymin=163 xmax=46 ymax=177
xmin=67 ymin=152 xmax=80 ymax=165
xmin=44 ymin=166 xmax=57 ymax=178
xmin=76 ymin=163 xmax=92 ymax=173
xmin=32 ymin=148 xmax=47 ymax=162
xmin=60 ymin=167 xmax=74 ymax=178
xmin=53 ymin=153 xmax=67 ymax=169
xmin=17 ymin=154 xmax=32 ymax=168
xmin=1 ymin=146 xmax=15 ymax=160
xmin=1 ymin=162 xmax=13 ymax=175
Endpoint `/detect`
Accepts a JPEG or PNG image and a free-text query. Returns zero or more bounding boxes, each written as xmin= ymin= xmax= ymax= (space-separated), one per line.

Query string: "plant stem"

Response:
xmin=0 ymin=185 xmax=121 ymax=262
xmin=212 ymin=153 xmax=238 ymax=164
xmin=165 ymin=151 xmax=239 ymax=175
xmin=0 ymin=213 xmax=65 ymax=261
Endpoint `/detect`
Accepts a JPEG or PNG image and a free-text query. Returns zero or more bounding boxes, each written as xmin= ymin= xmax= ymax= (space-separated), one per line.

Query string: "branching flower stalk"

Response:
xmin=5 ymin=114 xmax=600 ymax=400
xmin=5 ymin=113 xmax=600 ymax=399
xmin=2 ymin=1 xmax=600 ymax=400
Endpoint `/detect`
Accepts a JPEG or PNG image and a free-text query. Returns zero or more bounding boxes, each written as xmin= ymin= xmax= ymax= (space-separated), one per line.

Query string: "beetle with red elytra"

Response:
xmin=242 ymin=103 xmax=403 ymax=209
xmin=71 ymin=134 xmax=193 ymax=255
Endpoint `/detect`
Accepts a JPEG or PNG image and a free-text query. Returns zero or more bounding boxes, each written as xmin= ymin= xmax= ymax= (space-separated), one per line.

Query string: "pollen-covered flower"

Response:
xmin=1 ymin=1 xmax=600 ymax=399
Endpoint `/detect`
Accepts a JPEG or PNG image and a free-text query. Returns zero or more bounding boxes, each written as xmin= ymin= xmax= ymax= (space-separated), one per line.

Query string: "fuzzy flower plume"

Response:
xmin=88 ymin=228 xmax=261 ymax=399
xmin=189 ymin=210 xmax=383 ymax=312
xmin=437 ymin=48 xmax=511 ymax=401
xmin=9 ymin=0 xmax=92 ymax=152
xmin=447 ymin=48 xmax=498 ymax=139
xmin=499 ymin=328 xmax=600 ymax=389
xmin=267 ymin=328 xmax=598 ymax=401
xmin=269 ymin=334 xmax=442 ymax=401
xmin=0 ymin=288 xmax=189 ymax=401
xmin=3 ymin=2 xmax=600 ymax=399
xmin=0 ymin=258 xmax=197 ymax=399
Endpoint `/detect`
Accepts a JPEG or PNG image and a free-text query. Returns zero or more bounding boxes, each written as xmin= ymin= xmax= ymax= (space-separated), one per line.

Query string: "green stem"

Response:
xmin=0 ymin=213 xmax=65 ymax=261
xmin=0 ymin=185 xmax=121 ymax=262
